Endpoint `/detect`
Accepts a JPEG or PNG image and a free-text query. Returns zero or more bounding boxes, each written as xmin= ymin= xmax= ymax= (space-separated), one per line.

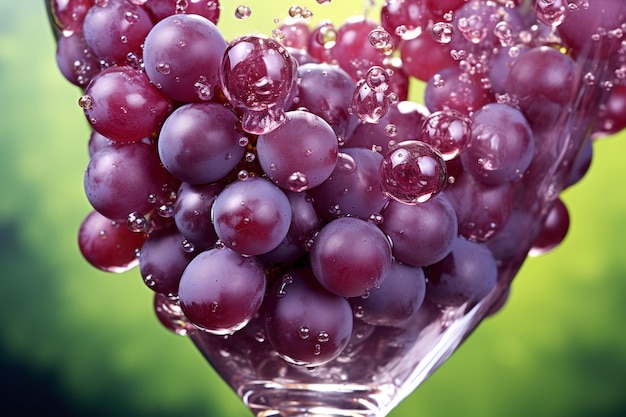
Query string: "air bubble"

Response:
xmin=193 ymin=76 xmax=213 ymax=101
xmin=158 ymin=203 xmax=174 ymax=218
xmin=365 ymin=66 xmax=390 ymax=92
xmin=298 ymin=326 xmax=311 ymax=339
xmin=317 ymin=331 xmax=330 ymax=343
xmin=125 ymin=11 xmax=140 ymax=23
xmin=535 ymin=0 xmax=568 ymax=27
xmin=318 ymin=24 xmax=338 ymax=49
xmin=368 ymin=27 xmax=394 ymax=55
xmin=493 ymin=21 xmax=513 ymax=46
xmin=238 ymin=170 xmax=250 ymax=180
xmin=182 ymin=240 xmax=195 ymax=253
xmin=350 ymin=79 xmax=392 ymax=123
xmin=384 ymin=124 xmax=398 ymax=137
xmin=126 ymin=212 xmax=148 ymax=232
xmin=156 ymin=62 xmax=172 ymax=75
xmin=235 ymin=5 xmax=251 ymax=19
xmin=287 ymin=172 xmax=310 ymax=192
xmin=78 ymin=95 xmax=93 ymax=110
xmin=431 ymin=22 xmax=455 ymax=44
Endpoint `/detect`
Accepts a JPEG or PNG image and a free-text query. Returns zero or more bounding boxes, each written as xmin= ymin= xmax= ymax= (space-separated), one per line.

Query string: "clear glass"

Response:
xmin=45 ymin=1 xmax=621 ymax=416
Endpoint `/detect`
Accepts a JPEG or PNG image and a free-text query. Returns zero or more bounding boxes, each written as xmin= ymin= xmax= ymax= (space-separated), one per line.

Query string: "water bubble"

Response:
xmin=336 ymin=152 xmax=356 ymax=173
xmin=158 ymin=203 xmax=174 ymax=218
xmin=156 ymin=62 xmax=172 ymax=75
xmin=368 ymin=27 xmax=394 ymax=55
xmin=245 ymin=152 xmax=256 ymax=162
xmin=365 ymin=66 xmax=391 ymax=92
xmin=458 ymin=15 xmax=487 ymax=44
xmin=535 ymin=0 xmax=568 ymax=27
xmin=193 ymin=76 xmax=213 ymax=100
xmin=317 ymin=331 xmax=330 ymax=343
xmin=238 ymin=170 xmax=250 ymax=180
xmin=318 ymin=24 xmax=338 ymax=49
xmin=238 ymin=136 xmax=250 ymax=147
xmin=433 ymin=73 xmax=444 ymax=88
xmin=350 ymin=79 xmax=392 ymax=123
xmin=125 ymin=11 xmax=140 ymax=23
xmin=182 ymin=239 xmax=195 ymax=253
xmin=287 ymin=172 xmax=310 ymax=192
xmin=235 ymin=5 xmax=251 ymax=19
xmin=78 ymin=95 xmax=93 ymax=110
xmin=384 ymin=124 xmax=398 ymax=137
xmin=277 ymin=274 xmax=293 ymax=297
xmin=431 ymin=22 xmax=455 ymax=44
xmin=272 ymin=28 xmax=285 ymax=42
xmin=380 ymin=140 xmax=448 ymax=204
xmin=126 ymin=212 xmax=148 ymax=232
xmin=313 ymin=344 xmax=322 ymax=355
xmin=421 ymin=109 xmax=472 ymax=160
xmin=210 ymin=301 xmax=219 ymax=313
xmin=493 ymin=21 xmax=513 ymax=46
xmin=298 ymin=326 xmax=311 ymax=339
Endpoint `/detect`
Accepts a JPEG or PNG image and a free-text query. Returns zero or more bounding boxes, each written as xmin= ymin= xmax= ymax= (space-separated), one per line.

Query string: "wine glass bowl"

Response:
xmin=46 ymin=1 xmax=626 ymax=417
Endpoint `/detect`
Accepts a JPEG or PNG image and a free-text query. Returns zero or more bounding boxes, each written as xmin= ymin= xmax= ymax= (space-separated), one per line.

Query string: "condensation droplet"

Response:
xmin=78 ymin=95 xmax=93 ymax=109
xmin=156 ymin=62 xmax=172 ymax=75
xmin=384 ymin=124 xmax=398 ymax=137
xmin=368 ymin=27 xmax=394 ymax=55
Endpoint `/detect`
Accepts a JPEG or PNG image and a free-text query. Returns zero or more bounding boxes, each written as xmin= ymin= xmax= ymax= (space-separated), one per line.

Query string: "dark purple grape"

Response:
xmin=310 ymin=217 xmax=392 ymax=298
xmin=424 ymin=237 xmax=498 ymax=307
xmin=51 ymin=0 xmax=93 ymax=36
xmin=444 ymin=169 xmax=514 ymax=242
xmin=400 ymin=32 xmax=456 ymax=82
xmin=55 ymin=31 xmax=100 ymax=87
xmin=157 ymin=102 xmax=246 ymax=184
xmin=505 ymin=46 xmax=581 ymax=132
xmin=292 ymin=63 xmax=359 ymax=144
xmin=144 ymin=0 xmax=220 ymax=24
xmin=380 ymin=0 xmax=432 ymax=42
xmin=380 ymin=194 xmax=457 ymax=267
xmin=257 ymin=110 xmax=339 ymax=192
xmin=329 ymin=17 xmax=386 ymax=80
xmin=348 ymin=100 xmax=429 ymax=151
xmin=529 ymin=198 xmax=570 ymax=257
xmin=380 ymin=140 xmax=448 ymax=204
xmin=558 ymin=0 xmax=626 ymax=59
xmin=139 ymin=226 xmax=195 ymax=295
xmin=80 ymin=66 xmax=173 ymax=143
xmin=212 ymin=176 xmax=292 ymax=256
xmin=461 ymin=103 xmax=534 ymax=185
xmin=219 ymin=35 xmax=298 ymax=135
xmin=84 ymin=141 xmax=175 ymax=220
xmin=487 ymin=45 xmax=528 ymax=95
xmin=153 ymin=292 xmax=198 ymax=336
xmin=309 ymin=148 xmax=388 ymax=221
xmin=594 ymin=84 xmax=626 ymax=137
xmin=82 ymin=0 xmax=153 ymax=65
xmin=173 ymin=182 xmax=223 ymax=250
xmin=264 ymin=268 xmax=353 ymax=366
xmin=350 ymin=262 xmax=426 ymax=327
xmin=424 ymin=65 xmax=493 ymax=115
xmin=178 ymin=247 xmax=267 ymax=335
xmin=565 ymin=137 xmax=593 ymax=188
xmin=87 ymin=130 xmax=114 ymax=158
xmin=143 ymin=13 xmax=227 ymax=103
xmin=78 ymin=209 xmax=146 ymax=273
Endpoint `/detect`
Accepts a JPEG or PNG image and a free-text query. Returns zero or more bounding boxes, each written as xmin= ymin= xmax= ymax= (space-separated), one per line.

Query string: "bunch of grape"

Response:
xmin=51 ymin=0 xmax=626 ymax=367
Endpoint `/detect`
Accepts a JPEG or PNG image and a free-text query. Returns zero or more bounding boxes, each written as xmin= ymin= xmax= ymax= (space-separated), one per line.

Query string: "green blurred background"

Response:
xmin=1 ymin=1 xmax=625 ymax=416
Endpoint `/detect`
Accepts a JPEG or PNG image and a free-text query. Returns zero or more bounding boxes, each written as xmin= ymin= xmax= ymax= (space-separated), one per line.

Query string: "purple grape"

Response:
xmin=420 ymin=109 xmax=472 ymax=160
xmin=461 ymin=103 xmax=535 ymax=185
xmin=444 ymin=169 xmax=514 ymax=242
xmin=84 ymin=141 xmax=175 ymax=220
xmin=292 ymin=63 xmax=359 ymax=144
xmin=50 ymin=0 xmax=92 ymax=36
xmin=264 ymin=268 xmax=353 ymax=366
xmin=80 ymin=66 xmax=173 ymax=143
xmin=139 ymin=226 xmax=195 ymax=295
xmin=212 ymin=176 xmax=292 ymax=256
xmin=310 ymin=217 xmax=392 ymax=298
xmin=380 ymin=0 xmax=432 ymax=42
xmin=219 ymin=35 xmax=298 ymax=135
xmin=565 ymin=138 xmax=593 ymax=189
xmin=178 ymin=247 xmax=267 ymax=335
xmin=380 ymin=140 xmax=448 ymax=204
xmin=380 ymin=194 xmax=457 ymax=267
xmin=424 ymin=236 xmax=498 ymax=307
xmin=529 ymin=198 xmax=570 ymax=257
xmin=157 ymin=102 xmax=246 ymax=184
xmin=309 ymin=147 xmax=388 ymax=221
xmin=487 ymin=45 xmax=528 ymax=95
xmin=350 ymin=262 xmax=426 ymax=327
xmin=87 ymin=130 xmax=114 ymax=158
xmin=256 ymin=110 xmax=339 ymax=192
xmin=144 ymin=0 xmax=220 ymax=24
xmin=400 ymin=32 xmax=456 ymax=82
xmin=55 ymin=31 xmax=100 ymax=87
xmin=143 ymin=13 xmax=227 ymax=103
xmin=82 ymin=0 xmax=153 ymax=65
xmin=594 ymin=84 xmax=626 ymax=138
xmin=424 ymin=65 xmax=493 ymax=115
xmin=78 ymin=209 xmax=146 ymax=273
xmin=278 ymin=20 xmax=311 ymax=49
xmin=153 ymin=292 xmax=198 ymax=336
xmin=173 ymin=182 xmax=223 ymax=250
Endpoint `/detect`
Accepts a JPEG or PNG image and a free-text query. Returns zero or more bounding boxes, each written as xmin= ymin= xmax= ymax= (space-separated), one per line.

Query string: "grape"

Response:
xmin=50 ymin=0 xmax=93 ymax=36
xmin=277 ymin=20 xmax=311 ymax=49
xmin=505 ymin=46 xmax=581 ymax=132
xmin=78 ymin=210 xmax=146 ymax=273
xmin=380 ymin=140 xmax=448 ymax=204
xmin=594 ymin=84 xmax=626 ymax=138
xmin=256 ymin=110 xmax=339 ymax=192
xmin=87 ymin=130 xmax=114 ymax=158
xmin=219 ymin=35 xmax=298 ymax=135
xmin=84 ymin=141 xmax=175 ymax=220
xmin=460 ymin=103 xmax=535 ymax=185
xmin=139 ymin=226 xmax=195 ymax=295
xmin=309 ymin=148 xmax=388 ymax=221
xmin=444 ymin=169 xmax=514 ymax=242
xmin=55 ymin=31 xmax=100 ymax=87
xmin=350 ymin=262 xmax=426 ymax=327
xmin=82 ymin=0 xmax=153 ymax=65
xmin=144 ymin=0 xmax=220 ymax=24
xmin=173 ymin=182 xmax=223 ymax=250
xmin=424 ymin=65 xmax=493 ymax=115
xmin=306 ymin=20 xmax=337 ymax=64
xmin=329 ymin=17 xmax=386 ymax=80
xmin=157 ymin=102 xmax=246 ymax=184
xmin=292 ymin=63 xmax=359 ymax=144
xmin=565 ymin=137 xmax=593 ymax=188
xmin=348 ymin=100 xmax=429 ymax=151
xmin=529 ymin=198 xmax=570 ymax=257
xmin=487 ymin=45 xmax=528 ymax=95
xmin=264 ymin=268 xmax=353 ymax=366
xmin=178 ymin=247 xmax=267 ymax=335
xmin=424 ymin=0 xmax=467 ymax=16
xmin=380 ymin=194 xmax=457 ymax=267
xmin=424 ymin=236 xmax=498 ymax=307
xmin=153 ymin=292 xmax=198 ymax=336
xmin=212 ymin=176 xmax=292 ymax=256
xmin=80 ymin=66 xmax=173 ymax=143
xmin=380 ymin=0 xmax=432 ymax=42
xmin=400 ymin=32 xmax=456 ymax=82
xmin=143 ymin=14 xmax=227 ymax=103
xmin=310 ymin=216 xmax=392 ymax=298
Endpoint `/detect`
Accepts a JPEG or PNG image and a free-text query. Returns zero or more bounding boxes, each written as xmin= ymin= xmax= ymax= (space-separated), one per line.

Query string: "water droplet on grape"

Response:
xmin=494 ymin=21 xmax=513 ymax=46
xmin=125 ymin=11 xmax=140 ymax=24
xmin=156 ymin=62 xmax=172 ymax=75
xmin=317 ymin=331 xmax=330 ymax=343
xmin=193 ymin=76 xmax=213 ymax=101
xmin=78 ymin=95 xmax=93 ymax=110
xmin=210 ymin=301 xmax=219 ymax=313
xmin=336 ymin=153 xmax=356 ymax=173
xmin=238 ymin=170 xmax=250 ymax=180
xmin=298 ymin=326 xmax=311 ymax=339
xmin=235 ymin=5 xmax=252 ymax=19
xmin=313 ymin=344 xmax=322 ymax=355
xmin=384 ymin=124 xmax=398 ymax=137
xmin=380 ymin=140 xmax=448 ymax=205
xmin=350 ymin=79 xmax=392 ymax=123
xmin=431 ymin=22 xmax=455 ymax=44
xmin=287 ymin=172 xmax=310 ymax=192
xmin=126 ymin=212 xmax=148 ymax=232
xmin=182 ymin=239 xmax=195 ymax=253
xmin=318 ymin=24 xmax=338 ymax=49
xmin=158 ymin=203 xmax=174 ymax=218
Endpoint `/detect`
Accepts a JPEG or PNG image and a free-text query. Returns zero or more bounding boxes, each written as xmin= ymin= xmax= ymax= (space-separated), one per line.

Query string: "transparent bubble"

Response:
xmin=368 ymin=27 xmax=394 ymax=55
xmin=431 ymin=22 xmax=455 ymax=44
xmin=235 ymin=5 xmax=251 ymax=19
xmin=78 ymin=95 xmax=93 ymax=110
